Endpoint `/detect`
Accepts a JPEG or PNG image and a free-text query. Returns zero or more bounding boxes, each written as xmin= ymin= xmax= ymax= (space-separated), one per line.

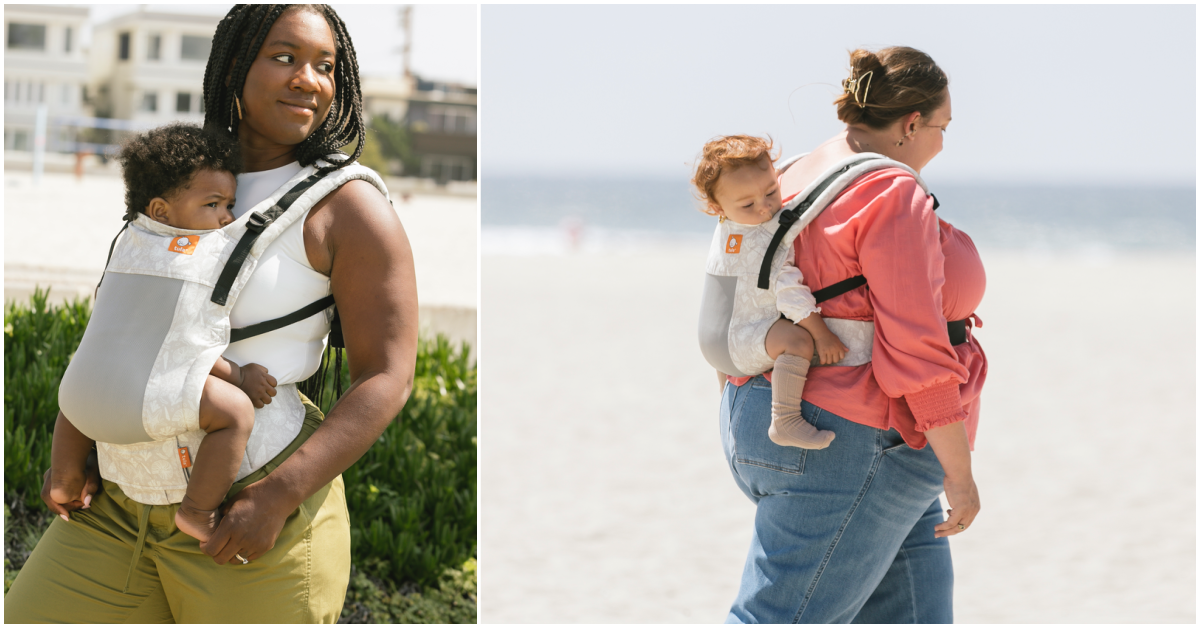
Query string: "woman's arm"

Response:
xmin=852 ymin=173 xmax=978 ymax=533
xmin=202 ymin=180 xmax=419 ymax=564
xmin=854 ymin=173 xmax=969 ymax=425
xmin=924 ymin=421 xmax=979 ymax=537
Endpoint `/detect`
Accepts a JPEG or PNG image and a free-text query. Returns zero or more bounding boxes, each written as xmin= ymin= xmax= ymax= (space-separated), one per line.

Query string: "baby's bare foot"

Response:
xmin=175 ymin=500 xmax=221 ymax=543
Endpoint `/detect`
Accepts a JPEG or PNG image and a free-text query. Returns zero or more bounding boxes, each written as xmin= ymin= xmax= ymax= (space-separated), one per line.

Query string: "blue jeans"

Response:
xmin=720 ymin=376 xmax=953 ymax=623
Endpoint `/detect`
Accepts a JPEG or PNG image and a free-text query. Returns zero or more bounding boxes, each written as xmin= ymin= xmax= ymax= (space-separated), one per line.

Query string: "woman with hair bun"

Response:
xmin=8 ymin=5 xmax=417 ymax=622
xmin=719 ymin=46 xmax=987 ymax=623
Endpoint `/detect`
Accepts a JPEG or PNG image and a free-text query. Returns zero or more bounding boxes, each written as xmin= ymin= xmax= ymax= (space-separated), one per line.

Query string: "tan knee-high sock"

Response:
xmin=768 ymin=354 xmax=835 ymax=449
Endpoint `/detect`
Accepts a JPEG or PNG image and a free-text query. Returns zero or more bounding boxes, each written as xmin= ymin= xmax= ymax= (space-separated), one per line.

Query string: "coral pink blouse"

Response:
xmin=728 ymin=168 xmax=988 ymax=450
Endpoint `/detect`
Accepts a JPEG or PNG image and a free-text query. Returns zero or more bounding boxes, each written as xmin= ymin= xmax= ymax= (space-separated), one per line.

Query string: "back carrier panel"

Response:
xmin=696 ymin=153 xmax=929 ymax=377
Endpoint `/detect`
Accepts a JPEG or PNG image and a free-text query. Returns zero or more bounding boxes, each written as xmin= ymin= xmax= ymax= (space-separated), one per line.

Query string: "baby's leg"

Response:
xmin=764 ymin=319 xmax=835 ymax=449
xmin=174 ymin=375 xmax=255 ymax=543
xmin=49 ymin=413 xmax=95 ymax=508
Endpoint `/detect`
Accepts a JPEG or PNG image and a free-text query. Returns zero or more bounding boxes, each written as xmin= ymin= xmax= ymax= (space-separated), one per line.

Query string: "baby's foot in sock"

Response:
xmin=175 ymin=501 xmax=220 ymax=543
xmin=769 ymin=413 xmax=835 ymax=449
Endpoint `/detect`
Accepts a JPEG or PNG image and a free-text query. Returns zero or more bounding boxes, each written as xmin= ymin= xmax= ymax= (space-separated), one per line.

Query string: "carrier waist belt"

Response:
xmin=947 ymin=319 xmax=968 ymax=346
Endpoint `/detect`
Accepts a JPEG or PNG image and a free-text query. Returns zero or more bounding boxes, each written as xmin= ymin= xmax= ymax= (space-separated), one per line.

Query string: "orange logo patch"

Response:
xmin=177 ymin=446 xmax=193 ymax=469
xmin=168 ymin=235 xmax=199 ymax=255
xmin=726 ymin=234 xmax=742 ymax=254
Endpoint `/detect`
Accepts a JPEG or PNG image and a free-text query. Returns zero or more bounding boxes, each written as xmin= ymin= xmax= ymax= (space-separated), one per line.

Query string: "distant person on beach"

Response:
xmin=7 ymin=5 xmax=419 ymax=622
xmin=49 ymin=123 xmax=279 ymax=546
xmin=715 ymin=46 xmax=987 ymax=623
xmin=693 ymin=135 xmax=849 ymax=449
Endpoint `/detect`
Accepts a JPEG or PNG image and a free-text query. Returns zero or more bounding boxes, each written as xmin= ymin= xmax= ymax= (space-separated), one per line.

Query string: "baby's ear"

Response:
xmin=706 ymin=202 xmax=725 ymax=218
xmin=146 ymin=197 xmax=171 ymax=224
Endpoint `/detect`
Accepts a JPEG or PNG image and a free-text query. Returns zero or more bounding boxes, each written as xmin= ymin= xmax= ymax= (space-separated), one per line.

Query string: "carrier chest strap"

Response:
xmin=210 ymin=170 xmax=328 ymax=305
xmin=812 ymin=275 xmax=867 ymax=303
xmin=229 ymin=294 xmax=335 ymax=343
xmin=808 ymin=191 xmax=940 ymax=305
xmin=757 ymin=156 xmax=880 ymax=290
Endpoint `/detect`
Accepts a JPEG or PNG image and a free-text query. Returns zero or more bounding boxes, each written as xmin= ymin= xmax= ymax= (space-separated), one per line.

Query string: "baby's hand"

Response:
xmin=239 ymin=363 xmax=277 ymax=408
xmin=814 ymin=334 xmax=849 ymax=366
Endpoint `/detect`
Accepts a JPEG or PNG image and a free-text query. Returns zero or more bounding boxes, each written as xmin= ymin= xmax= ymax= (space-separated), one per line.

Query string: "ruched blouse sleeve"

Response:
xmin=775 ymin=257 xmax=820 ymax=324
xmin=854 ymin=174 xmax=969 ymax=431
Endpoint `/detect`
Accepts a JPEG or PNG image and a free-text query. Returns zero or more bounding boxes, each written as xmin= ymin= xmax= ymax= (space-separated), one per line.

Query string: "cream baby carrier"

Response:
xmin=58 ymin=160 xmax=387 ymax=484
xmin=697 ymin=153 xmax=931 ymax=377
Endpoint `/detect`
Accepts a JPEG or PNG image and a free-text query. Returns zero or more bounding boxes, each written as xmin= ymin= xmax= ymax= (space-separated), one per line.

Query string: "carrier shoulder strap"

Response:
xmin=756 ymin=155 xmax=880 ymax=289
xmin=210 ymin=170 xmax=328 ymax=306
xmin=95 ymin=219 xmax=133 ymax=293
xmin=758 ymin=154 xmax=936 ymax=304
xmin=222 ymin=162 xmax=388 ymax=344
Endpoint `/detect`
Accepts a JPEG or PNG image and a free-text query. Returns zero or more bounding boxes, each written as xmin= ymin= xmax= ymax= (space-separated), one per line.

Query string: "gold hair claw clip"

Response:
xmin=841 ymin=70 xmax=873 ymax=108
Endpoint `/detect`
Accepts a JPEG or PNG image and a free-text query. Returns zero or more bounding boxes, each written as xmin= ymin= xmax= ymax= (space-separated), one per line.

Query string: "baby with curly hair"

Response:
xmin=694 ymin=135 xmax=848 ymax=449
xmin=49 ymin=123 xmax=276 ymax=543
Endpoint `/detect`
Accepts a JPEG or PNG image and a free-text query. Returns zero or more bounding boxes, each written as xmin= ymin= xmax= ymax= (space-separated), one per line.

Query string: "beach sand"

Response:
xmin=480 ymin=245 xmax=1196 ymax=623
xmin=3 ymin=171 xmax=477 ymax=355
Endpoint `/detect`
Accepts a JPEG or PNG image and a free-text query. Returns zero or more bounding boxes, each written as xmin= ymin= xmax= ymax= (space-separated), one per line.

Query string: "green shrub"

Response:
xmin=4 ymin=289 xmax=90 ymax=511
xmin=340 ymin=557 xmax=477 ymax=623
xmin=3 ymin=289 xmax=477 ymax=621
xmin=327 ymin=334 xmax=478 ymax=587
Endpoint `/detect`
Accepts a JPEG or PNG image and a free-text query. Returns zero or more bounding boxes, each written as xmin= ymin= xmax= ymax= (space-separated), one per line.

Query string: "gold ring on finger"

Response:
xmin=235 ymin=553 xmax=249 ymax=564
xmin=957 ymin=524 xmax=965 ymax=531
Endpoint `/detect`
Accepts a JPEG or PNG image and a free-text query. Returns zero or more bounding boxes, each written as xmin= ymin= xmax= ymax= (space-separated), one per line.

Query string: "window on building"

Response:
xmin=8 ymin=23 xmax=46 ymax=50
xmin=4 ymin=82 xmax=9 ymax=102
xmin=37 ymin=82 xmax=44 ymax=104
xmin=62 ymin=83 xmax=72 ymax=105
xmin=198 ymin=95 xmax=205 ymax=114
xmin=64 ymin=26 xmax=72 ymax=53
xmin=118 ymin=32 xmax=130 ymax=60
xmin=142 ymin=92 xmax=158 ymax=113
xmin=176 ymin=92 xmax=191 ymax=113
xmin=420 ymin=155 xmax=475 ymax=183
xmin=148 ymin=34 xmax=161 ymax=61
xmin=180 ymin=35 xmax=211 ymax=61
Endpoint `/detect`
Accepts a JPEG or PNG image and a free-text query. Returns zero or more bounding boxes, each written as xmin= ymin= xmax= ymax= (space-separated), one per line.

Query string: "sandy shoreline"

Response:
xmin=480 ymin=245 xmax=1196 ymax=623
xmin=3 ymin=171 xmax=477 ymax=355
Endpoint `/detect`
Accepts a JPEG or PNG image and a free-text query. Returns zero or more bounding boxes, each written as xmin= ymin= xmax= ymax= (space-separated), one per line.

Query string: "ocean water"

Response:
xmin=482 ymin=177 xmax=1197 ymax=257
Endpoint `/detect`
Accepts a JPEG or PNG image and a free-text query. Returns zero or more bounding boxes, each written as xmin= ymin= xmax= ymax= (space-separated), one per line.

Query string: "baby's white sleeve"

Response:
xmin=775 ymin=257 xmax=820 ymax=324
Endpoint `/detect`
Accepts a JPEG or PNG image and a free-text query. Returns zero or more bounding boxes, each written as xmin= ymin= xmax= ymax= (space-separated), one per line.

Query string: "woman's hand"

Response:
xmin=924 ymin=420 xmax=979 ymax=537
xmin=239 ymin=363 xmax=277 ymax=408
xmin=200 ymin=480 xmax=294 ymax=564
xmin=41 ymin=450 xmax=101 ymax=521
xmin=934 ymin=472 xmax=980 ymax=538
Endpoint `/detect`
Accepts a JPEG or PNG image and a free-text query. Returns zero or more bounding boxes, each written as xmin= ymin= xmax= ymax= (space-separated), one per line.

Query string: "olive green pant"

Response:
xmin=5 ymin=396 xmax=351 ymax=623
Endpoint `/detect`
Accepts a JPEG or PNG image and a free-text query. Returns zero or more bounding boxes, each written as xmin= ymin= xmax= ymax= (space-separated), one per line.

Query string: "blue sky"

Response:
xmin=481 ymin=4 xmax=1196 ymax=186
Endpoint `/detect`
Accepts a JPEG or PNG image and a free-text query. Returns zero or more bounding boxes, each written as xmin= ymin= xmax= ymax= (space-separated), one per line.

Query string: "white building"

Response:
xmin=88 ymin=9 xmax=219 ymax=125
xmin=3 ymin=4 xmax=92 ymax=151
xmin=361 ymin=75 xmax=413 ymax=125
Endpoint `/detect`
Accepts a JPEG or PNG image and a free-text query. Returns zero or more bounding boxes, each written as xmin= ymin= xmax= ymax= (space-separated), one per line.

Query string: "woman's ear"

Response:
xmin=147 ymin=197 xmax=171 ymax=224
xmin=905 ymin=111 xmax=922 ymax=136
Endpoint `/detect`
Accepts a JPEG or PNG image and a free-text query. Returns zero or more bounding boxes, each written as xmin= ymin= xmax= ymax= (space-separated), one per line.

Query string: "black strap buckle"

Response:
xmin=246 ymin=211 xmax=272 ymax=233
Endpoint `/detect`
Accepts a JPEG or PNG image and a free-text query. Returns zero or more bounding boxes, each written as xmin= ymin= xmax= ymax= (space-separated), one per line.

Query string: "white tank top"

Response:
xmin=223 ymin=161 xmax=332 ymax=384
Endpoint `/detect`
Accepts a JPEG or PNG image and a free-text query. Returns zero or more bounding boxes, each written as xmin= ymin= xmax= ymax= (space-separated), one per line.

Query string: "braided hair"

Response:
xmin=202 ymin=4 xmax=365 ymax=174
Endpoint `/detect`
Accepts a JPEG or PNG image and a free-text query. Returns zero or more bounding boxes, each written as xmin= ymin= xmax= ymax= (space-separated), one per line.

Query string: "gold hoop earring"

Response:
xmin=896 ymin=139 xmax=904 ymax=147
xmin=234 ymin=94 xmax=243 ymax=120
xmin=718 ymin=215 xmax=726 ymax=223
